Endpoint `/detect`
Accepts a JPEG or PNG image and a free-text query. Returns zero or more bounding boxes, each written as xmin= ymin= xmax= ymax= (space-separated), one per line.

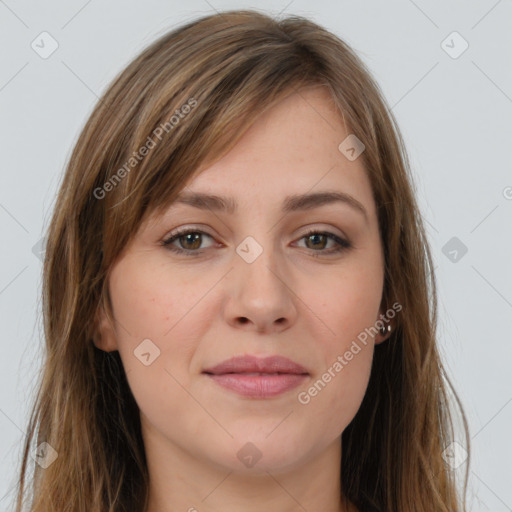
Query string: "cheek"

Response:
xmin=311 ymin=256 xmax=383 ymax=347
xmin=108 ymin=255 xmax=201 ymax=343
xmin=299 ymin=338 xmax=374 ymax=442
xmin=107 ymin=256 xmax=210 ymax=409
xmin=298 ymin=257 xmax=381 ymax=428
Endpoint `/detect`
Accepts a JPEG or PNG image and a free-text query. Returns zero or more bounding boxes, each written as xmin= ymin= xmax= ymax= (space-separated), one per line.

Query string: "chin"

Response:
xmin=201 ymin=426 xmax=316 ymax=474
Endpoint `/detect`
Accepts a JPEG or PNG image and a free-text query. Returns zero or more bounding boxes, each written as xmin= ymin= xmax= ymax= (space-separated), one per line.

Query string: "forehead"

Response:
xmin=173 ymin=87 xmax=376 ymax=220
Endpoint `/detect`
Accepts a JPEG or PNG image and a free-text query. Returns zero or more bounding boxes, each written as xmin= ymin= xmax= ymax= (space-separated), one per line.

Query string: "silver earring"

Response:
xmin=379 ymin=324 xmax=392 ymax=336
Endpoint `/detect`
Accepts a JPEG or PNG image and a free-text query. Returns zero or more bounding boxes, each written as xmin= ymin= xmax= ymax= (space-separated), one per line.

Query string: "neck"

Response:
xmin=143 ymin=423 xmax=353 ymax=512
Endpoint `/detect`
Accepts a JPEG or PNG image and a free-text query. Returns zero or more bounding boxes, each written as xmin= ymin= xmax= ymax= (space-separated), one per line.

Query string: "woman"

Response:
xmin=15 ymin=9 xmax=469 ymax=512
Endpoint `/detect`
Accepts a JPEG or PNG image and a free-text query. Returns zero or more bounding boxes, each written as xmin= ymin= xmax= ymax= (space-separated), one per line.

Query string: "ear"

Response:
xmin=92 ymin=298 xmax=119 ymax=352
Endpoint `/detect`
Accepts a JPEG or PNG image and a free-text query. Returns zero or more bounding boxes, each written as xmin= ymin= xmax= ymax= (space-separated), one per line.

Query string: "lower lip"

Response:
xmin=206 ymin=373 xmax=308 ymax=398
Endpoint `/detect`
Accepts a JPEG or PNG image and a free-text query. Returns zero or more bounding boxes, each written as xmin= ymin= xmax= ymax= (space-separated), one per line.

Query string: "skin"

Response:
xmin=95 ymin=86 xmax=393 ymax=512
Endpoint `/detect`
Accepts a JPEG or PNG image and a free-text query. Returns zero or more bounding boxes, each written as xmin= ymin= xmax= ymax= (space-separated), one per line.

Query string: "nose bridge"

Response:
xmin=220 ymin=212 xmax=299 ymax=333
xmin=235 ymin=232 xmax=281 ymax=286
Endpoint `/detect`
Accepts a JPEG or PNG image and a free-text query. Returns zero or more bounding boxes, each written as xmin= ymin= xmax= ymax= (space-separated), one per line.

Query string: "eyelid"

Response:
xmin=162 ymin=224 xmax=214 ymax=240
xmin=161 ymin=225 xmax=216 ymax=246
xmin=162 ymin=222 xmax=347 ymax=241
xmin=294 ymin=228 xmax=351 ymax=254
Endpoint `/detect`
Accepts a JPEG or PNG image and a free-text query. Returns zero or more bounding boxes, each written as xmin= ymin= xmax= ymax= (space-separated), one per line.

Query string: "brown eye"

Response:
xmin=296 ymin=229 xmax=352 ymax=257
xmin=162 ymin=229 xmax=214 ymax=255
xmin=177 ymin=232 xmax=202 ymax=250
xmin=304 ymin=233 xmax=329 ymax=250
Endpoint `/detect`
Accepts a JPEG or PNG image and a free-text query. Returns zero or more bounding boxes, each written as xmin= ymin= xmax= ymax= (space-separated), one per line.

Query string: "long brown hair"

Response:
xmin=14 ymin=9 xmax=469 ymax=512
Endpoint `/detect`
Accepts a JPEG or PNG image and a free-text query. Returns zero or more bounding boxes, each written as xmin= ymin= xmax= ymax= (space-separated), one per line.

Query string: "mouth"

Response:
xmin=202 ymin=354 xmax=309 ymax=375
xmin=202 ymin=355 xmax=309 ymax=398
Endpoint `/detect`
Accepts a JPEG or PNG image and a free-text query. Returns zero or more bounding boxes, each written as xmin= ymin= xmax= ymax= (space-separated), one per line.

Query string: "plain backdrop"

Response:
xmin=1 ymin=1 xmax=511 ymax=511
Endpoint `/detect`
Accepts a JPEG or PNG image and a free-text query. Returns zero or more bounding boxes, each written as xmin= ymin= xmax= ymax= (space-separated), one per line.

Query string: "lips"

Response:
xmin=202 ymin=355 xmax=309 ymax=398
xmin=202 ymin=355 xmax=309 ymax=376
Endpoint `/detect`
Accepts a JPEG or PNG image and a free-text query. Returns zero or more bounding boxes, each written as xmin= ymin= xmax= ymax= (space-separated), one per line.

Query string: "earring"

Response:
xmin=379 ymin=324 xmax=392 ymax=336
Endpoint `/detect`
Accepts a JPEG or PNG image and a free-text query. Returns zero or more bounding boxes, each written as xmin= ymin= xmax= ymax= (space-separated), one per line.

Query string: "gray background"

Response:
xmin=1 ymin=1 xmax=511 ymax=510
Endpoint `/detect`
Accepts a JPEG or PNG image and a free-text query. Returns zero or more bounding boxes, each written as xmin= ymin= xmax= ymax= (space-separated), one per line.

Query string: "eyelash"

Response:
xmin=161 ymin=228 xmax=352 ymax=258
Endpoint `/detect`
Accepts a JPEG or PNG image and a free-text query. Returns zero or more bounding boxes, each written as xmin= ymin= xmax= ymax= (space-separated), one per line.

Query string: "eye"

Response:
xmin=294 ymin=229 xmax=352 ymax=257
xmin=161 ymin=228 xmax=215 ymax=256
xmin=161 ymin=227 xmax=352 ymax=257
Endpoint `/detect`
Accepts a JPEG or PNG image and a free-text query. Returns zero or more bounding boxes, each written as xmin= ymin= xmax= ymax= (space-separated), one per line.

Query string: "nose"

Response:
xmin=223 ymin=236 xmax=298 ymax=334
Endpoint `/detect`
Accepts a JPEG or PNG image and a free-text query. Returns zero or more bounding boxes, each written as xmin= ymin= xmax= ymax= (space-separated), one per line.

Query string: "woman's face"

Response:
xmin=96 ymin=86 xmax=389 ymax=475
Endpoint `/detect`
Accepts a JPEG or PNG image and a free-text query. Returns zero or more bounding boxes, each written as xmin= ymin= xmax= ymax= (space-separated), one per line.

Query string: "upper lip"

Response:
xmin=203 ymin=355 xmax=309 ymax=375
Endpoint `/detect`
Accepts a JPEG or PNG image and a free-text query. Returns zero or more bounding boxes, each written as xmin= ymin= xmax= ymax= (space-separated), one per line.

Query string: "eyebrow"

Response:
xmin=173 ymin=190 xmax=368 ymax=223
